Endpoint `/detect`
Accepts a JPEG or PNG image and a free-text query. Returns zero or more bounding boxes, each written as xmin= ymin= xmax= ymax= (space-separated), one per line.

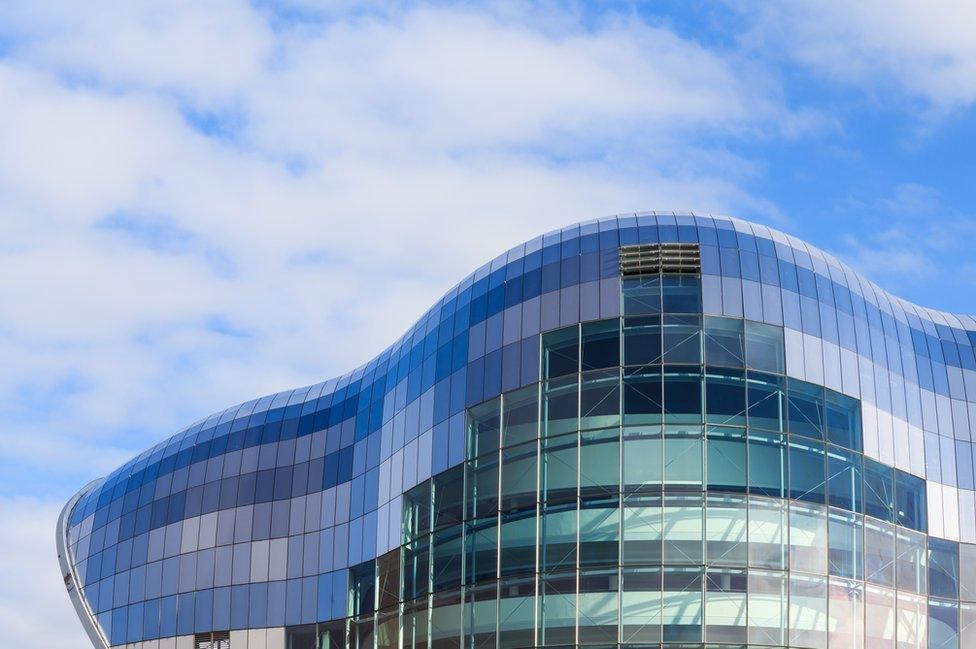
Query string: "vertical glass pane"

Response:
xmin=465 ymin=454 xmax=498 ymax=521
xmin=748 ymin=495 xmax=788 ymax=570
xmin=789 ymin=501 xmax=828 ymax=575
xmin=497 ymin=575 xmax=534 ymax=649
xmin=664 ymin=426 xmax=703 ymax=486
xmin=748 ymin=431 xmax=787 ymax=498
xmin=661 ymin=566 xmax=703 ymax=643
xmin=430 ymin=589 xmax=462 ymax=649
xmin=377 ymin=549 xmax=400 ymax=610
xmin=703 ymin=316 xmax=745 ymax=367
xmin=623 ymin=427 xmax=662 ymax=493
xmin=662 ymin=315 xmax=702 ymax=364
xmin=502 ymin=385 xmax=538 ymax=448
xmin=542 ymin=326 xmax=578 ymax=380
xmin=896 ymin=527 xmax=928 ymax=595
xmin=499 ymin=442 xmax=537 ymax=513
xmin=865 ymin=519 xmax=896 ymax=587
xmin=577 ymin=569 xmax=618 ymax=644
xmin=581 ymin=319 xmax=619 ymax=371
xmin=704 ymin=367 xmax=747 ymax=426
xmin=959 ymin=543 xmax=976 ymax=602
xmin=661 ymin=274 xmax=701 ymax=313
xmin=579 ymin=428 xmax=619 ymax=500
xmin=622 ymin=495 xmax=662 ymax=565
xmin=663 ymin=367 xmax=702 ymax=425
xmin=896 ymin=469 xmax=928 ymax=533
xmin=433 ymin=466 xmax=464 ymax=531
xmin=787 ymin=379 xmax=825 ymax=440
xmin=828 ymin=509 xmax=863 ymax=580
xmin=864 ymin=584 xmax=897 ymax=649
xmin=498 ymin=510 xmax=536 ymax=578
xmin=929 ymin=538 xmax=960 ymax=600
xmin=705 ymin=493 xmax=747 ymax=567
xmin=789 ymin=438 xmax=827 ymax=504
xmin=539 ymin=504 xmax=577 ymax=572
xmin=404 ymin=480 xmax=432 ymax=543
xmin=579 ymin=369 xmax=620 ymax=431
xmin=463 ymin=519 xmax=496 ymax=585
xmin=403 ymin=597 xmax=429 ymax=649
xmin=748 ymin=569 xmax=787 ymax=646
xmin=864 ymin=458 xmax=896 ymax=523
xmin=896 ymin=591 xmax=928 ymax=649
xmin=403 ymin=537 xmax=430 ymax=600
xmin=542 ymin=376 xmax=578 ymax=438
xmin=745 ymin=320 xmax=785 ymax=374
xmin=827 ymin=445 xmax=863 ymax=512
xmin=463 ymin=583 xmax=496 ymax=649
xmin=960 ymin=602 xmax=976 ymax=649
xmin=622 ymin=275 xmax=662 ymax=316
xmin=828 ymin=577 xmax=864 ymax=648
xmin=538 ymin=572 xmax=575 ymax=646
xmin=704 ymin=567 xmax=747 ymax=643
xmin=706 ymin=426 xmax=747 ymax=493
xmin=621 ymin=567 xmax=662 ymax=644
xmin=929 ymin=599 xmax=959 ymax=649
xmin=826 ymin=389 xmax=862 ymax=451
xmin=579 ymin=498 xmax=618 ymax=568
xmin=623 ymin=367 xmax=662 ymax=426
xmin=467 ymin=398 xmax=500 ymax=459
xmin=623 ymin=315 xmax=662 ymax=368
xmin=747 ymin=371 xmax=785 ymax=432
xmin=789 ymin=573 xmax=828 ymax=649
xmin=541 ymin=433 xmax=577 ymax=505
xmin=663 ymin=493 xmax=703 ymax=565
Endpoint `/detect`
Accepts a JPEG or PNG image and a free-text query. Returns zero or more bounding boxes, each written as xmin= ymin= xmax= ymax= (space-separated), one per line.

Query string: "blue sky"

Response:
xmin=0 ymin=1 xmax=974 ymax=645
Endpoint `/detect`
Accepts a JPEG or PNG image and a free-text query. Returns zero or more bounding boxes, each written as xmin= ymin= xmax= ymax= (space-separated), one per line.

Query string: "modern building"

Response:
xmin=58 ymin=213 xmax=976 ymax=649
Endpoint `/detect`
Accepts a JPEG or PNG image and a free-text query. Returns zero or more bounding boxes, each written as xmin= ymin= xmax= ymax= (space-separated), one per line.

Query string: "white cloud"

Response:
xmin=739 ymin=1 xmax=976 ymax=111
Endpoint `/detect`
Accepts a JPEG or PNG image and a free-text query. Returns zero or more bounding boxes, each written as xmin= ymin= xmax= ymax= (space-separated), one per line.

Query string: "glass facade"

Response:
xmin=58 ymin=214 xmax=976 ymax=649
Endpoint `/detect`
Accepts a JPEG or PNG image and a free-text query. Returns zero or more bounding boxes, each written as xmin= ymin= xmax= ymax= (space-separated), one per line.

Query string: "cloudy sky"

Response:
xmin=0 ymin=1 xmax=975 ymax=645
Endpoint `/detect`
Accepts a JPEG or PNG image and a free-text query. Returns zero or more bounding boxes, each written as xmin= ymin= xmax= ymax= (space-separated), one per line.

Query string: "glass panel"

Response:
xmin=499 ymin=441 xmax=537 ymax=512
xmin=828 ymin=508 xmax=863 ymax=580
xmin=288 ymin=624 xmax=318 ymax=649
xmin=705 ymin=493 xmax=747 ymax=566
xmin=497 ymin=575 xmax=534 ymax=649
xmin=748 ymin=495 xmax=788 ymax=570
xmin=706 ymin=426 xmax=747 ymax=493
xmin=621 ymin=567 xmax=662 ymax=644
xmin=579 ymin=369 xmax=619 ymax=431
xmin=960 ymin=602 xmax=976 ymax=649
xmin=827 ymin=445 xmax=863 ymax=512
xmin=745 ymin=320 xmax=785 ymax=374
xmin=404 ymin=480 xmax=432 ymax=543
xmin=498 ymin=510 xmax=536 ymax=578
xmin=579 ymin=428 xmax=619 ymax=500
xmin=789 ymin=437 xmax=827 ymax=504
xmin=622 ymin=275 xmax=662 ymax=316
xmin=319 ymin=620 xmax=346 ymax=649
xmin=542 ymin=376 xmax=578 ymax=438
xmin=539 ymin=504 xmax=577 ymax=572
xmin=864 ymin=584 xmax=897 ymax=649
xmin=789 ymin=573 xmax=828 ymax=649
xmin=704 ymin=567 xmax=747 ymax=643
xmin=864 ymin=458 xmax=896 ymax=523
xmin=929 ymin=599 xmax=959 ymax=649
xmin=828 ymin=577 xmax=864 ymax=648
xmin=929 ymin=538 xmax=960 ymax=600
xmin=538 ymin=571 xmax=575 ymax=646
xmin=463 ymin=519 xmax=497 ymax=585
xmin=349 ymin=560 xmax=377 ymax=616
xmin=746 ymin=371 xmax=784 ymax=432
xmin=542 ymin=326 xmax=578 ymax=380
xmin=826 ymin=389 xmax=862 ymax=451
xmin=376 ymin=608 xmax=398 ymax=649
xmin=403 ymin=537 xmax=430 ymax=600
xmin=662 ymin=315 xmax=701 ymax=364
xmin=623 ymin=367 xmax=662 ymax=427
xmin=865 ymin=519 xmax=896 ymax=587
xmin=960 ymin=543 xmax=976 ymax=602
xmin=748 ymin=430 xmax=787 ymax=498
xmin=896 ymin=469 xmax=928 ymax=533
xmin=704 ymin=367 xmax=746 ymax=427
xmin=581 ymin=319 xmax=619 ymax=371
xmin=502 ymin=385 xmax=538 ymax=448
xmin=896 ymin=527 xmax=928 ymax=595
xmin=467 ymin=397 xmax=501 ymax=459
xmin=661 ymin=566 xmax=703 ymax=643
xmin=622 ymin=494 xmax=662 ymax=565
xmin=577 ymin=568 xmax=618 ymax=644
xmin=663 ymin=366 xmax=702 ymax=424
xmin=748 ymin=569 xmax=787 ymax=646
xmin=664 ymin=425 xmax=703 ymax=486
xmin=789 ymin=501 xmax=828 ymax=575
xmin=431 ymin=528 xmax=463 ymax=592
xmin=623 ymin=315 xmax=662 ymax=369
xmin=430 ymin=589 xmax=462 ymax=649
xmin=376 ymin=549 xmax=400 ymax=610
xmin=661 ymin=274 xmax=701 ymax=313
xmin=541 ymin=433 xmax=577 ymax=504
xmin=465 ymin=453 xmax=498 ymax=520
xmin=433 ymin=466 xmax=464 ymax=531
xmin=663 ymin=492 xmax=703 ymax=565
xmin=463 ymin=583 xmax=496 ymax=649
xmin=703 ymin=316 xmax=745 ymax=367
xmin=623 ymin=426 xmax=662 ymax=494
xmin=787 ymin=379 xmax=825 ymax=440
xmin=403 ymin=597 xmax=428 ymax=649
xmin=579 ymin=498 xmax=618 ymax=568
xmin=896 ymin=591 xmax=927 ymax=649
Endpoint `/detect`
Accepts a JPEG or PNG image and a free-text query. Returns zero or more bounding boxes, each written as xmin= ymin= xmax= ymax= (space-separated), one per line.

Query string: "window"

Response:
xmin=466 ymin=398 xmax=500 ymax=459
xmin=864 ymin=458 xmax=895 ymax=523
xmin=623 ymin=315 xmax=662 ymax=368
xmin=826 ymin=445 xmax=862 ymax=512
xmin=501 ymin=385 xmax=538 ymax=448
xmin=748 ymin=431 xmax=787 ymax=499
xmin=542 ymin=326 xmax=578 ymax=379
xmin=787 ymin=379 xmax=825 ymax=440
xmin=745 ymin=320 xmax=785 ymax=374
xmin=706 ymin=426 xmax=747 ymax=493
xmin=930 ymin=538 xmax=960 ymax=600
xmin=746 ymin=372 xmax=784 ymax=432
xmin=622 ymin=275 xmax=662 ymax=315
xmin=703 ymin=316 xmax=745 ymax=367
xmin=705 ymin=367 xmax=746 ymax=426
xmin=542 ymin=376 xmax=577 ymax=438
xmin=661 ymin=274 xmax=701 ymax=313
xmin=896 ymin=468 xmax=927 ymax=533
xmin=825 ymin=389 xmax=862 ymax=451
xmin=581 ymin=319 xmax=619 ymax=371
xmin=788 ymin=438 xmax=827 ymax=504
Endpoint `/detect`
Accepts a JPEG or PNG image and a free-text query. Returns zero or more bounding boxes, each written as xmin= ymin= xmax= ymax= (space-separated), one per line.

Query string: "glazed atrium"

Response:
xmin=59 ymin=214 xmax=976 ymax=648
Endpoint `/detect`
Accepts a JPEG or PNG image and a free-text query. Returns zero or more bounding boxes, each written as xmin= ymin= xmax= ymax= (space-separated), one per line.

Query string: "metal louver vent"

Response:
xmin=619 ymin=243 xmax=700 ymax=276
xmin=195 ymin=631 xmax=231 ymax=649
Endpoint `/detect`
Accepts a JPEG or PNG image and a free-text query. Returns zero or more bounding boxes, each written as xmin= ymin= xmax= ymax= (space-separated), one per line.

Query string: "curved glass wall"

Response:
xmin=290 ymin=289 xmax=976 ymax=649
